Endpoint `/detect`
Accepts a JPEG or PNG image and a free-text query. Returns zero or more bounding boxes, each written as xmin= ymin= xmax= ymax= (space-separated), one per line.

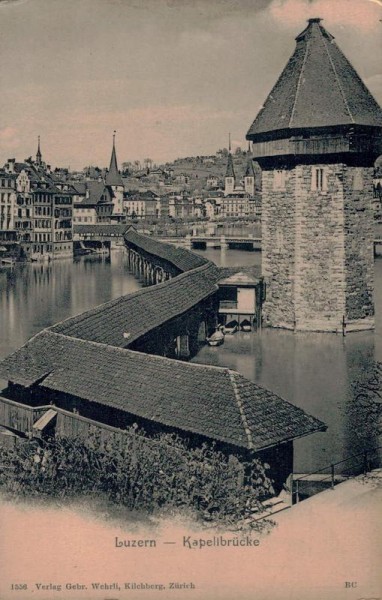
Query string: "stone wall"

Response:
xmin=261 ymin=167 xmax=296 ymax=328
xmin=343 ymin=166 xmax=374 ymax=330
xmin=261 ymin=163 xmax=374 ymax=332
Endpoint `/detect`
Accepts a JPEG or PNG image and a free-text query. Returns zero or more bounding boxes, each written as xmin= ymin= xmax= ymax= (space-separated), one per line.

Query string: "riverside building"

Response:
xmin=3 ymin=140 xmax=75 ymax=260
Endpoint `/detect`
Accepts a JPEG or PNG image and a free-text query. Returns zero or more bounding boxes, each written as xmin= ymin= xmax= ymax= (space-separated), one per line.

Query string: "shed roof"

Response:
xmin=247 ymin=18 xmax=382 ymax=141
xmin=0 ymin=331 xmax=326 ymax=451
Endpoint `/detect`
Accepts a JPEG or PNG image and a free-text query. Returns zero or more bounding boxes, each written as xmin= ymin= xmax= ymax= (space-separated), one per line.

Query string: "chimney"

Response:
xmin=6 ymin=158 xmax=15 ymax=173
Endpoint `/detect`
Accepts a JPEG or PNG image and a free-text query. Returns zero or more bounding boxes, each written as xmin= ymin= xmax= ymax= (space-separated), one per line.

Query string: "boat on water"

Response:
xmin=223 ymin=320 xmax=239 ymax=335
xmin=75 ymin=247 xmax=93 ymax=256
xmin=207 ymin=328 xmax=225 ymax=347
xmin=240 ymin=319 xmax=252 ymax=332
xmin=1 ymin=257 xmax=16 ymax=267
xmin=30 ymin=253 xmax=51 ymax=262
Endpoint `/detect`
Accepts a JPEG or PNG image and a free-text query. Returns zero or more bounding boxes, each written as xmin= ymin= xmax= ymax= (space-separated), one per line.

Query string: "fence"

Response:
xmin=0 ymin=396 xmax=50 ymax=434
xmin=292 ymin=445 xmax=382 ymax=504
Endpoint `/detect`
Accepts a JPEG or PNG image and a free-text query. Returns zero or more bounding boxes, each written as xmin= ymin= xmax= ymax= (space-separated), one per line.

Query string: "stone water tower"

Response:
xmin=246 ymin=18 xmax=382 ymax=332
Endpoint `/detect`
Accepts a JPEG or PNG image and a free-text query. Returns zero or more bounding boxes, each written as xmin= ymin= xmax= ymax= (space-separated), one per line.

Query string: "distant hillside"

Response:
xmin=160 ymin=149 xmax=259 ymax=192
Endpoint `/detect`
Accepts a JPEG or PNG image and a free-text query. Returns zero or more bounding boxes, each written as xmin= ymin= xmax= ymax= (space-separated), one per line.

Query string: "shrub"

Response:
xmin=0 ymin=428 xmax=274 ymax=529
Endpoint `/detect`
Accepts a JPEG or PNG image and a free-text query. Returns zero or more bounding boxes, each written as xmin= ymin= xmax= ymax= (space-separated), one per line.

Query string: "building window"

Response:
xmin=273 ymin=170 xmax=286 ymax=191
xmin=311 ymin=167 xmax=327 ymax=192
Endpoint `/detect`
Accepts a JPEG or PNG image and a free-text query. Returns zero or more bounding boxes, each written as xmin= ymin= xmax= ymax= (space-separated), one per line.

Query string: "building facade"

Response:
xmin=0 ymin=168 xmax=17 ymax=232
xmin=4 ymin=142 xmax=74 ymax=259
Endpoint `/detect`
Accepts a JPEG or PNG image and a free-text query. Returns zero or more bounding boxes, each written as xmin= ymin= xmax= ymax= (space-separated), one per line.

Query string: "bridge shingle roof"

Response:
xmin=125 ymin=228 xmax=208 ymax=272
xmin=74 ymin=224 xmax=128 ymax=236
xmin=0 ymin=330 xmax=326 ymax=451
xmin=50 ymin=262 xmax=218 ymax=347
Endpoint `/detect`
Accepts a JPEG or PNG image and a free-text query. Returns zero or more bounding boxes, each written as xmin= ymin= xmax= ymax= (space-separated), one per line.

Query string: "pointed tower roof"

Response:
xmin=105 ymin=132 xmax=123 ymax=187
xmin=225 ymin=153 xmax=236 ymax=179
xmin=36 ymin=136 xmax=42 ymax=164
xmin=247 ymin=18 xmax=382 ymax=141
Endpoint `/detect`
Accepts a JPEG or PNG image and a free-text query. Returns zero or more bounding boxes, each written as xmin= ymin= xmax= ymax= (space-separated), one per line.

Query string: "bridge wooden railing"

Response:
xmin=0 ymin=396 xmax=51 ymax=434
xmin=0 ymin=396 xmax=186 ymax=454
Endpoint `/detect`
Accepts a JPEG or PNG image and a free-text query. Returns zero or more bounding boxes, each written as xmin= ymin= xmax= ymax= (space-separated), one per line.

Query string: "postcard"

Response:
xmin=0 ymin=1 xmax=381 ymax=599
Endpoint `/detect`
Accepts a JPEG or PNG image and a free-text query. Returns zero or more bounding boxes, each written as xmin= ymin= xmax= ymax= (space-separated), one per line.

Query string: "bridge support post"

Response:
xmin=176 ymin=334 xmax=190 ymax=360
xmin=220 ymin=235 xmax=228 ymax=249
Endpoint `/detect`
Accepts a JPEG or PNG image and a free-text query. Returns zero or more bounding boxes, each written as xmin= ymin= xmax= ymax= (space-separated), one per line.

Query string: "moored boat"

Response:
xmin=240 ymin=319 xmax=252 ymax=332
xmin=207 ymin=328 xmax=225 ymax=346
xmin=223 ymin=319 xmax=238 ymax=335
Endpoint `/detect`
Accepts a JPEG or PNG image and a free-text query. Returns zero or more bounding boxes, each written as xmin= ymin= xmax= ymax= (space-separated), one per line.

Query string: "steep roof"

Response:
xmin=105 ymin=138 xmax=123 ymax=187
xmin=49 ymin=261 xmax=218 ymax=347
xmin=71 ymin=182 xmax=87 ymax=196
xmin=0 ymin=330 xmax=326 ymax=451
xmin=247 ymin=18 xmax=382 ymax=140
xmin=84 ymin=180 xmax=107 ymax=205
xmin=225 ymin=153 xmax=235 ymax=179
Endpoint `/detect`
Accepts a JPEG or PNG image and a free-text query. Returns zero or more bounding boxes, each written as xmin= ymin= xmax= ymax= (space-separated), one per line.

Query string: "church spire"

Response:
xmin=105 ymin=130 xmax=123 ymax=187
xmin=224 ymin=134 xmax=236 ymax=196
xmin=225 ymin=153 xmax=235 ymax=179
xmin=36 ymin=135 xmax=42 ymax=165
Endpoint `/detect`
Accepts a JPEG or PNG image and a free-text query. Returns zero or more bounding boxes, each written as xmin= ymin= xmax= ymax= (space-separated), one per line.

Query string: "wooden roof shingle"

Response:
xmin=50 ymin=261 xmax=218 ymax=347
xmin=125 ymin=228 xmax=208 ymax=272
xmin=0 ymin=331 xmax=326 ymax=451
xmin=247 ymin=18 xmax=382 ymax=141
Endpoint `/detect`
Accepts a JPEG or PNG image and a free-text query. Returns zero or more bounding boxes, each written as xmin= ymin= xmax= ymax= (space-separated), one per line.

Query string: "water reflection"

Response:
xmin=1 ymin=246 xmax=381 ymax=474
xmin=0 ymin=250 xmax=141 ymax=367
xmin=193 ymin=248 xmax=382 ymax=473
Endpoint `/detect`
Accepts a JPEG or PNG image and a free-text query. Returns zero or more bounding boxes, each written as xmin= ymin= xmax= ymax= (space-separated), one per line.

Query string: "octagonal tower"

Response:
xmin=247 ymin=18 xmax=382 ymax=332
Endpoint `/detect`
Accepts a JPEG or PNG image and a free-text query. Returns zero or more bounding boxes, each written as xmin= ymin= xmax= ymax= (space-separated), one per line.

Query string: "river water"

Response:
xmin=1 ymin=248 xmax=381 ymax=474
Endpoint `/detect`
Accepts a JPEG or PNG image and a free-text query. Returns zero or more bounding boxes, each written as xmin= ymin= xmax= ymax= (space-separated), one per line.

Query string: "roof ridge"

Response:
xmin=319 ymin=26 xmax=354 ymax=124
xmin=233 ymin=372 xmax=326 ymax=432
xmin=228 ymin=370 xmax=254 ymax=450
xmin=125 ymin=230 xmax=210 ymax=268
xmin=0 ymin=329 xmax=47 ymax=363
xmin=289 ymin=33 xmax=311 ymax=127
xmin=50 ymin=260 xmax=217 ymax=334
xmin=43 ymin=330 xmax=239 ymax=376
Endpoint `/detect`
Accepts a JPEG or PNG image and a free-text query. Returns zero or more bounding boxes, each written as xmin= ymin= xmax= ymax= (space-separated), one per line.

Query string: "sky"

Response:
xmin=0 ymin=0 xmax=381 ymax=170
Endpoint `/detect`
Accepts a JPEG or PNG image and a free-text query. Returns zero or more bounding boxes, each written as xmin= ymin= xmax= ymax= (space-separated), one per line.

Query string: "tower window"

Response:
xmin=353 ymin=168 xmax=364 ymax=191
xmin=311 ymin=167 xmax=327 ymax=191
xmin=273 ymin=170 xmax=286 ymax=191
